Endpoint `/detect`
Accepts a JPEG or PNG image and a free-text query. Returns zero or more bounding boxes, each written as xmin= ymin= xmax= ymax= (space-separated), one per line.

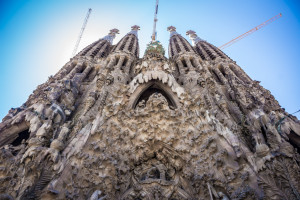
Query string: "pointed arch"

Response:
xmin=128 ymin=81 xmax=180 ymax=109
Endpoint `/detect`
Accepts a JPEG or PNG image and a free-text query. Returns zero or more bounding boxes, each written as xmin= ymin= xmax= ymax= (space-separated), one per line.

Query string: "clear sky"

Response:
xmin=0 ymin=0 xmax=299 ymax=120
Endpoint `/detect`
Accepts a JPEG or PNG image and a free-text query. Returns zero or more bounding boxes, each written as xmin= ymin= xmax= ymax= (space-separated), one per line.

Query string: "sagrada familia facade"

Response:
xmin=0 ymin=23 xmax=300 ymax=199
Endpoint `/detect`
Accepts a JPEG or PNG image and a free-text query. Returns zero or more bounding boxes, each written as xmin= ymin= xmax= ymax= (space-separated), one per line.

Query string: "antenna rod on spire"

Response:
xmin=151 ymin=0 xmax=159 ymax=41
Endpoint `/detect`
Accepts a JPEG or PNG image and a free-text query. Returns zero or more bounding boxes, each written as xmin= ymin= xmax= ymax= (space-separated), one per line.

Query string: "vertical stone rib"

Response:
xmin=193 ymin=58 xmax=202 ymax=70
xmin=176 ymin=60 xmax=185 ymax=74
xmin=213 ymin=68 xmax=227 ymax=84
xmin=107 ymin=57 xmax=117 ymax=69
xmin=81 ymin=65 xmax=92 ymax=80
xmin=171 ymin=40 xmax=178 ymax=55
xmin=125 ymin=59 xmax=133 ymax=74
xmin=185 ymin=57 xmax=194 ymax=71
xmin=124 ymin=36 xmax=133 ymax=52
xmin=117 ymin=56 xmax=125 ymax=69
xmin=132 ymin=38 xmax=138 ymax=56
xmin=182 ymin=37 xmax=194 ymax=52
xmin=115 ymin=37 xmax=126 ymax=51
xmin=176 ymin=37 xmax=185 ymax=53
xmin=66 ymin=64 xmax=82 ymax=79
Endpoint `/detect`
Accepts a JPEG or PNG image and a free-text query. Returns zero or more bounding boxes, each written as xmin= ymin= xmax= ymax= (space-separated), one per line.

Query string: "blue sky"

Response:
xmin=0 ymin=0 xmax=299 ymax=119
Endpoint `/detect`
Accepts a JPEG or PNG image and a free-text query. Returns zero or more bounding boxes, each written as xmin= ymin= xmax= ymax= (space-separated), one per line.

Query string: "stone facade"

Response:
xmin=0 ymin=25 xmax=300 ymax=200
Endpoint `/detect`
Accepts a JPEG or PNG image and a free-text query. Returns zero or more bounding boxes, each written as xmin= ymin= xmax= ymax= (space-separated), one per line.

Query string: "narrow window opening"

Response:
xmin=11 ymin=129 xmax=30 ymax=146
xmin=182 ymin=59 xmax=188 ymax=68
xmin=78 ymin=65 xmax=86 ymax=73
xmin=175 ymin=63 xmax=180 ymax=73
xmin=100 ymin=51 xmax=106 ymax=58
xmin=261 ymin=126 xmax=269 ymax=146
xmin=122 ymin=57 xmax=128 ymax=67
xmin=115 ymin=57 xmax=120 ymax=66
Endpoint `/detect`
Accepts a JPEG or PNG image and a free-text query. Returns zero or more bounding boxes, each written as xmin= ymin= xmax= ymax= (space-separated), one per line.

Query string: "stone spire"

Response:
xmin=167 ymin=26 xmax=195 ymax=59
xmin=186 ymin=30 xmax=204 ymax=46
xmin=111 ymin=25 xmax=140 ymax=57
xmin=186 ymin=30 xmax=229 ymax=61
xmin=77 ymin=29 xmax=119 ymax=58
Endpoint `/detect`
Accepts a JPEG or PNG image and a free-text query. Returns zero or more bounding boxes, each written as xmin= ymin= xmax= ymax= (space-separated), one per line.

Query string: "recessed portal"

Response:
xmin=134 ymin=84 xmax=176 ymax=109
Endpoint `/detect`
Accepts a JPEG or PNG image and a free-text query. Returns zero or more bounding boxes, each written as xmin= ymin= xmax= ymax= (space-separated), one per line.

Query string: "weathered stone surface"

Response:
xmin=0 ymin=26 xmax=299 ymax=200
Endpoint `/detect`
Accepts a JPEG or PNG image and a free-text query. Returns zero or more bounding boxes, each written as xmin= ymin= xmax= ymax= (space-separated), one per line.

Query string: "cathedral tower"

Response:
xmin=0 ymin=12 xmax=300 ymax=200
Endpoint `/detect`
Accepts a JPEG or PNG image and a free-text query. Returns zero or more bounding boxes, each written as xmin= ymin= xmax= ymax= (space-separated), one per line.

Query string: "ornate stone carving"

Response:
xmin=0 ymin=26 xmax=299 ymax=200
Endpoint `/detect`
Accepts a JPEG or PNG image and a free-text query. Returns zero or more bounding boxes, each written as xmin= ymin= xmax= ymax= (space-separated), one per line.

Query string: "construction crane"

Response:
xmin=151 ymin=0 xmax=159 ymax=41
xmin=219 ymin=13 xmax=282 ymax=50
xmin=72 ymin=8 xmax=92 ymax=57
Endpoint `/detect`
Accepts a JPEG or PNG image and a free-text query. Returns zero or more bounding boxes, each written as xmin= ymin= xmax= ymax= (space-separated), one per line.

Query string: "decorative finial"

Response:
xmin=167 ymin=26 xmax=178 ymax=37
xmin=109 ymin=28 xmax=120 ymax=35
xmin=186 ymin=30 xmax=204 ymax=45
xmin=128 ymin=25 xmax=140 ymax=37
xmin=131 ymin=25 xmax=140 ymax=31
xmin=102 ymin=28 xmax=120 ymax=44
xmin=167 ymin=26 xmax=176 ymax=32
